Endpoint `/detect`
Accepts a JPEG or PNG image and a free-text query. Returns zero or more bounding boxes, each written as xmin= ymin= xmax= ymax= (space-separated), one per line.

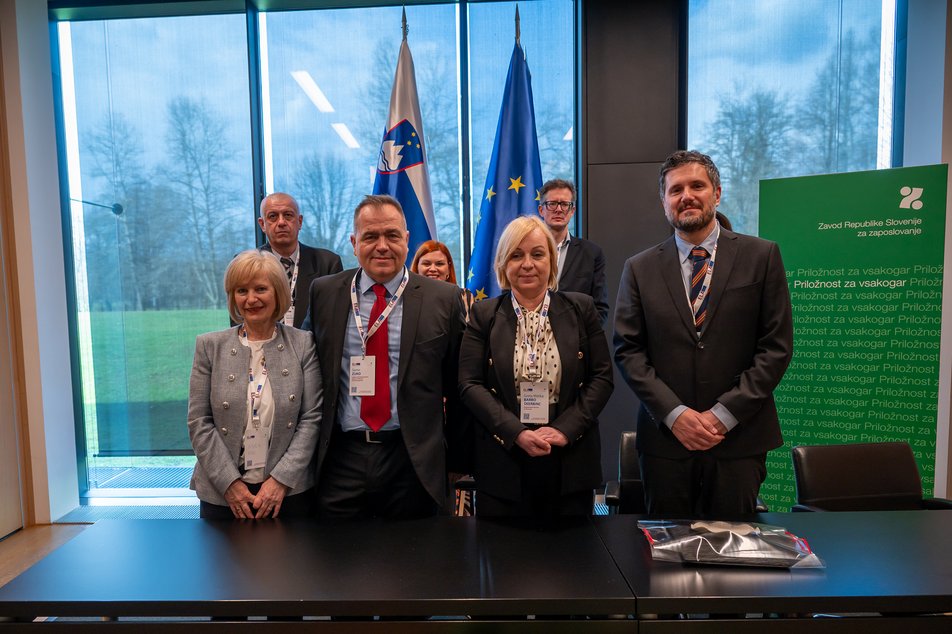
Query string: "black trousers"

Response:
xmin=316 ymin=429 xmax=438 ymax=520
xmin=640 ymin=451 xmax=767 ymax=517
xmin=476 ymin=446 xmax=593 ymax=517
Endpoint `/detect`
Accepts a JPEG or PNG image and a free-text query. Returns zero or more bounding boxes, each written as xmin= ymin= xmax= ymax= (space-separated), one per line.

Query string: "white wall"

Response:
xmin=0 ymin=0 xmax=79 ymax=523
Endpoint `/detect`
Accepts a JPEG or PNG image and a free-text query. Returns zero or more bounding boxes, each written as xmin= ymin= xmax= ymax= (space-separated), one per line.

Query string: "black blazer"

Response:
xmin=262 ymin=242 xmax=343 ymax=328
xmin=305 ymin=269 xmax=466 ymax=507
xmin=613 ymin=229 xmax=794 ymax=460
xmin=459 ymin=291 xmax=613 ymax=501
xmin=558 ymin=236 xmax=609 ymax=325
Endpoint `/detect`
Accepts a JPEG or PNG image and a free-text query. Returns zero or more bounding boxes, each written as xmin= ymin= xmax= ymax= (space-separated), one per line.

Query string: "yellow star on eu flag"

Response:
xmin=508 ymin=176 xmax=525 ymax=193
xmin=535 ymin=189 xmax=541 ymax=201
xmin=486 ymin=186 xmax=496 ymax=201
xmin=475 ymin=288 xmax=488 ymax=301
xmin=468 ymin=269 xmax=474 ymax=282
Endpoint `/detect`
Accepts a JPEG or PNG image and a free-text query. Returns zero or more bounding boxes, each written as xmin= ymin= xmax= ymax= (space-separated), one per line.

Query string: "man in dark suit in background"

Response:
xmin=537 ymin=179 xmax=609 ymax=324
xmin=613 ymin=150 xmax=793 ymax=517
xmin=305 ymin=194 xmax=466 ymax=519
xmin=259 ymin=192 xmax=343 ymax=328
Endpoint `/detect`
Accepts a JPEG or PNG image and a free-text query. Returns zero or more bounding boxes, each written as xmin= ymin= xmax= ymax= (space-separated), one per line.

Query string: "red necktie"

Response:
xmin=360 ymin=283 xmax=390 ymax=431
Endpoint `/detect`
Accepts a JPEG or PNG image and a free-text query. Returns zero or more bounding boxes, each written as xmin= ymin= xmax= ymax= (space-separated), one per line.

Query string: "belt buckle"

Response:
xmin=364 ymin=430 xmax=382 ymax=444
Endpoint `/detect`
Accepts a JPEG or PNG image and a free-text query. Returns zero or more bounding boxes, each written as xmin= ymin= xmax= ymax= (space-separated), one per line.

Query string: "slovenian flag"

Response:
xmin=372 ymin=18 xmax=436 ymax=259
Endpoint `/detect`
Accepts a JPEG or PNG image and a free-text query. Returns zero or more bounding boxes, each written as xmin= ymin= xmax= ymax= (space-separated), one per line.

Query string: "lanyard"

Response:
xmin=241 ymin=328 xmax=269 ymax=429
xmin=350 ymin=268 xmax=409 ymax=357
xmin=511 ymin=291 xmax=551 ymax=380
xmin=690 ymin=224 xmax=720 ymax=316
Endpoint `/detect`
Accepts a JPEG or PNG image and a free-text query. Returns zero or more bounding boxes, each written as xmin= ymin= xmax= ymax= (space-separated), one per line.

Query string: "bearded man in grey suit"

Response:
xmin=613 ymin=150 xmax=793 ymax=517
xmin=304 ymin=194 xmax=466 ymax=519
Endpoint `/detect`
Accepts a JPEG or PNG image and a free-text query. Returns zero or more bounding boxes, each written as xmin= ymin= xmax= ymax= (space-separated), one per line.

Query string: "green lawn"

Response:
xmin=88 ymin=309 xmax=229 ymax=403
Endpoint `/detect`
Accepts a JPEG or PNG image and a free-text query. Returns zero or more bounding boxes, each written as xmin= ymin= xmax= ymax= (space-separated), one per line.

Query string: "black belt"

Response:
xmin=340 ymin=428 xmax=401 ymax=444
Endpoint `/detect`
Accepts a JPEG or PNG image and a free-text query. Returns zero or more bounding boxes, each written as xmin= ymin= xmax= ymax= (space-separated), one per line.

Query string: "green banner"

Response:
xmin=760 ymin=165 xmax=947 ymax=510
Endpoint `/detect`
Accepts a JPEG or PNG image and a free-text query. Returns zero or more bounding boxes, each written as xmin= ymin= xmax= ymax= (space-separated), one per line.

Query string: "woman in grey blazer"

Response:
xmin=188 ymin=250 xmax=321 ymax=519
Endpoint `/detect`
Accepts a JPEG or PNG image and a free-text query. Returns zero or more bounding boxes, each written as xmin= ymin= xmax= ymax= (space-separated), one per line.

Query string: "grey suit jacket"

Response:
xmin=187 ymin=324 xmax=322 ymax=505
xmin=613 ymin=228 xmax=793 ymax=459
xmin=305 ymin=269 xmax=466 ymax=507
xmin=559 ymin=236 xmax=609 ymax=325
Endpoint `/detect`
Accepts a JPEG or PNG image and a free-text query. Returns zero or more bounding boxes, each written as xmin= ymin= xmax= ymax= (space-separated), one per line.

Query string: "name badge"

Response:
xmin=244 ymin=432 xmax=267 ymax=470
xmin=520 ymin=381 xmax=549 ymax=425
xmin=350 ymin=356 xmax=376 ymax=396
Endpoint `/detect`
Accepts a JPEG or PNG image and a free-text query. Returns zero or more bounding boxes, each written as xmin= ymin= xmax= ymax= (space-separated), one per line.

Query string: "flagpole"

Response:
xmin=515 ymin=5 xmax=521 ymax=45
xmin=402 ymin=6 xmax=408 ymax=42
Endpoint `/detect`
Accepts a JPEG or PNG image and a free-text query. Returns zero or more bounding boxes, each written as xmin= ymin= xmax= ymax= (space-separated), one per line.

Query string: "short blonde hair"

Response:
xmin=224 ymin=250 xmax=292 ymax=325
xmin=494 ymin=216 xmax=559 ymax=291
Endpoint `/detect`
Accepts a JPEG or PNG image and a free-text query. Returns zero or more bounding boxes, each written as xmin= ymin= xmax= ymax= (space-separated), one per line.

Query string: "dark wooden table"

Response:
xmin=1 ymin=512 xmax=951 ymax=631
xmin=0 ymin=517 xmax=634 ymax=630
xmin=594 ymin=510 xmax=952 ymax=632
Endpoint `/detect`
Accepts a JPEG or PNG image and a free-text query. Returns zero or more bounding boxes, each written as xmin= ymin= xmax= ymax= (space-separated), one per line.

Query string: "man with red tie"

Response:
xmin=613 ymin=150 xmax=793 ymax=517
xmin=304 ymin=194 xmax=466 ymax=519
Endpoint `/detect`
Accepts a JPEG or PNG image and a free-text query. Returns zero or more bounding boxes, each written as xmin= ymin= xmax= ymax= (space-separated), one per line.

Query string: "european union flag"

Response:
xmin=466 ymin=42 xmax=543 ymax=301
xmin=373 ymin=34 xmax=436 ymax=259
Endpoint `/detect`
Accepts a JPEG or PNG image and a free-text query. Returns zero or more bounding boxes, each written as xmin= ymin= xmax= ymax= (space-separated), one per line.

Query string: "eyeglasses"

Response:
xmin=541 ymin=201 xmax=575 ymax=211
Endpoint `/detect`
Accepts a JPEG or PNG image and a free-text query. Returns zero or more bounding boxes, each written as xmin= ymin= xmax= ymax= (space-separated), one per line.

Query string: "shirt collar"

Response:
xmin=674 ymin=222 xmax=719 ymax=262
xmin=358 ymin=267 xmax=406 ymax=296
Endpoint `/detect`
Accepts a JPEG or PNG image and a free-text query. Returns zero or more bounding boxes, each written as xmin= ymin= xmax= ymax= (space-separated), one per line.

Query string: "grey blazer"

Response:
xmin=187 ymin=324 xmax=322 ymax=506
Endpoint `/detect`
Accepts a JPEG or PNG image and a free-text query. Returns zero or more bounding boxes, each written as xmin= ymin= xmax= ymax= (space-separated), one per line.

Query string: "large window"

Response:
xmin=687 ymin=0 xmax=888 ymax=235
xmin=55 ymin=0 xmax=577 ymax=496
xmin=59 ymin=13 xmax=254 ymax=491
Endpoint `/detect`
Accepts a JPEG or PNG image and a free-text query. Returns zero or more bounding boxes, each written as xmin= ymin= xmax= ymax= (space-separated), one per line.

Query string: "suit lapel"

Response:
xmin=703 ymin=228 xmax=738 ymax=331
xmin=550 ymin=294 xmax=579 ymax=408
xmin=397 ymin=274 xmax=423 ymax=390
xmin=560 ymin=237 xmax=580 ymax=284
xmin=490 ymin=296 xmax=519 ymax=409
xmin=293 ymin=245 xmax=317 ymax=326
xmin=324 ymin=274 xmax=352 ymax=401
xmin=658 ymin=238 xmax=698 ymax=336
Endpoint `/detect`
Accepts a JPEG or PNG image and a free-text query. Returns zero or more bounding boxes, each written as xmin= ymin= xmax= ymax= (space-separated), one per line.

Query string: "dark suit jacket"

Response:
xmin=459 ymin=291 xmax=613 ymax=501
xmin=262 ymin=242 xmax=343 ymax=328
xmin=305 ymin=269 xmax=466 ymax=506
xmin=613 ymin=228 xmax=793 ymax=460
xmin=558 ymin=236 xmax=609 ymax=325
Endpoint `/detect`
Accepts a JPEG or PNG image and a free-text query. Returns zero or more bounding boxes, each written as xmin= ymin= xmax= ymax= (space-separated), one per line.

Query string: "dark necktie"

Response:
xmin=280 ymin=256 xmax=294 ymax=284
xmin=689 ymin=246 xmax=710 ymax=330
xmin=359 ymin=284 xmax=390 ymax=431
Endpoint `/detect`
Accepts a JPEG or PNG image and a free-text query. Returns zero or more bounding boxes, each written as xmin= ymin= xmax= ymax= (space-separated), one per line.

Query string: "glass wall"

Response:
xmin=59 ymin=13 xmax=253 ymax=489
xmin=55 ymin=0 xmax=577 ymax=494
xmin=263 ymin=4 xmax=460 ymax=270
xmin=687 ymin=0 xmax=887 ymax=235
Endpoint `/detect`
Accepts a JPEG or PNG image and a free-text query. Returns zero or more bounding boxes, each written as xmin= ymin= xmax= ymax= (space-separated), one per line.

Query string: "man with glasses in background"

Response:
xmin=537 ymin=179 xmax=609 ymax=324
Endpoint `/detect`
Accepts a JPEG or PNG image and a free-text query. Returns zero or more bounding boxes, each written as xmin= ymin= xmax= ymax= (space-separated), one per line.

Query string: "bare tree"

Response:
xmin=164 ymin=97 xmax=242 ymax=307
xmin=702 ymin=89 xmax=794 ymax=232
xmin=293 ymin=152 xmax=357 ymax=264
xmin=795 ymin=28 xmax=879 ymax=174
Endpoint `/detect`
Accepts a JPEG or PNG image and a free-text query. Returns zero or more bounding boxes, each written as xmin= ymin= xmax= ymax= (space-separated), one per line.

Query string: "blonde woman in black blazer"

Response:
xmin=459 ymin=216 xmax=613 ymax=516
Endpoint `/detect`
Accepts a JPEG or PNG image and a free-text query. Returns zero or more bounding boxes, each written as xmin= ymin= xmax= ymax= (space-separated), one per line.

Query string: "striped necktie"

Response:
xmin=279 ymin=257 xmax=294 ymax=284
xmin=689 ymin=246 xmax=710 ymax=330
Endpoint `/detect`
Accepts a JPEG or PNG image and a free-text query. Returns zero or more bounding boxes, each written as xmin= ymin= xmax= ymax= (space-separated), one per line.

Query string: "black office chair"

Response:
xmin=604 ymin=431 xmax=646 ymax=514
xmin=791 ymin=441 xmax=952 ymax=512
xmin=605 ymin=430 xmax=769 ymax=515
